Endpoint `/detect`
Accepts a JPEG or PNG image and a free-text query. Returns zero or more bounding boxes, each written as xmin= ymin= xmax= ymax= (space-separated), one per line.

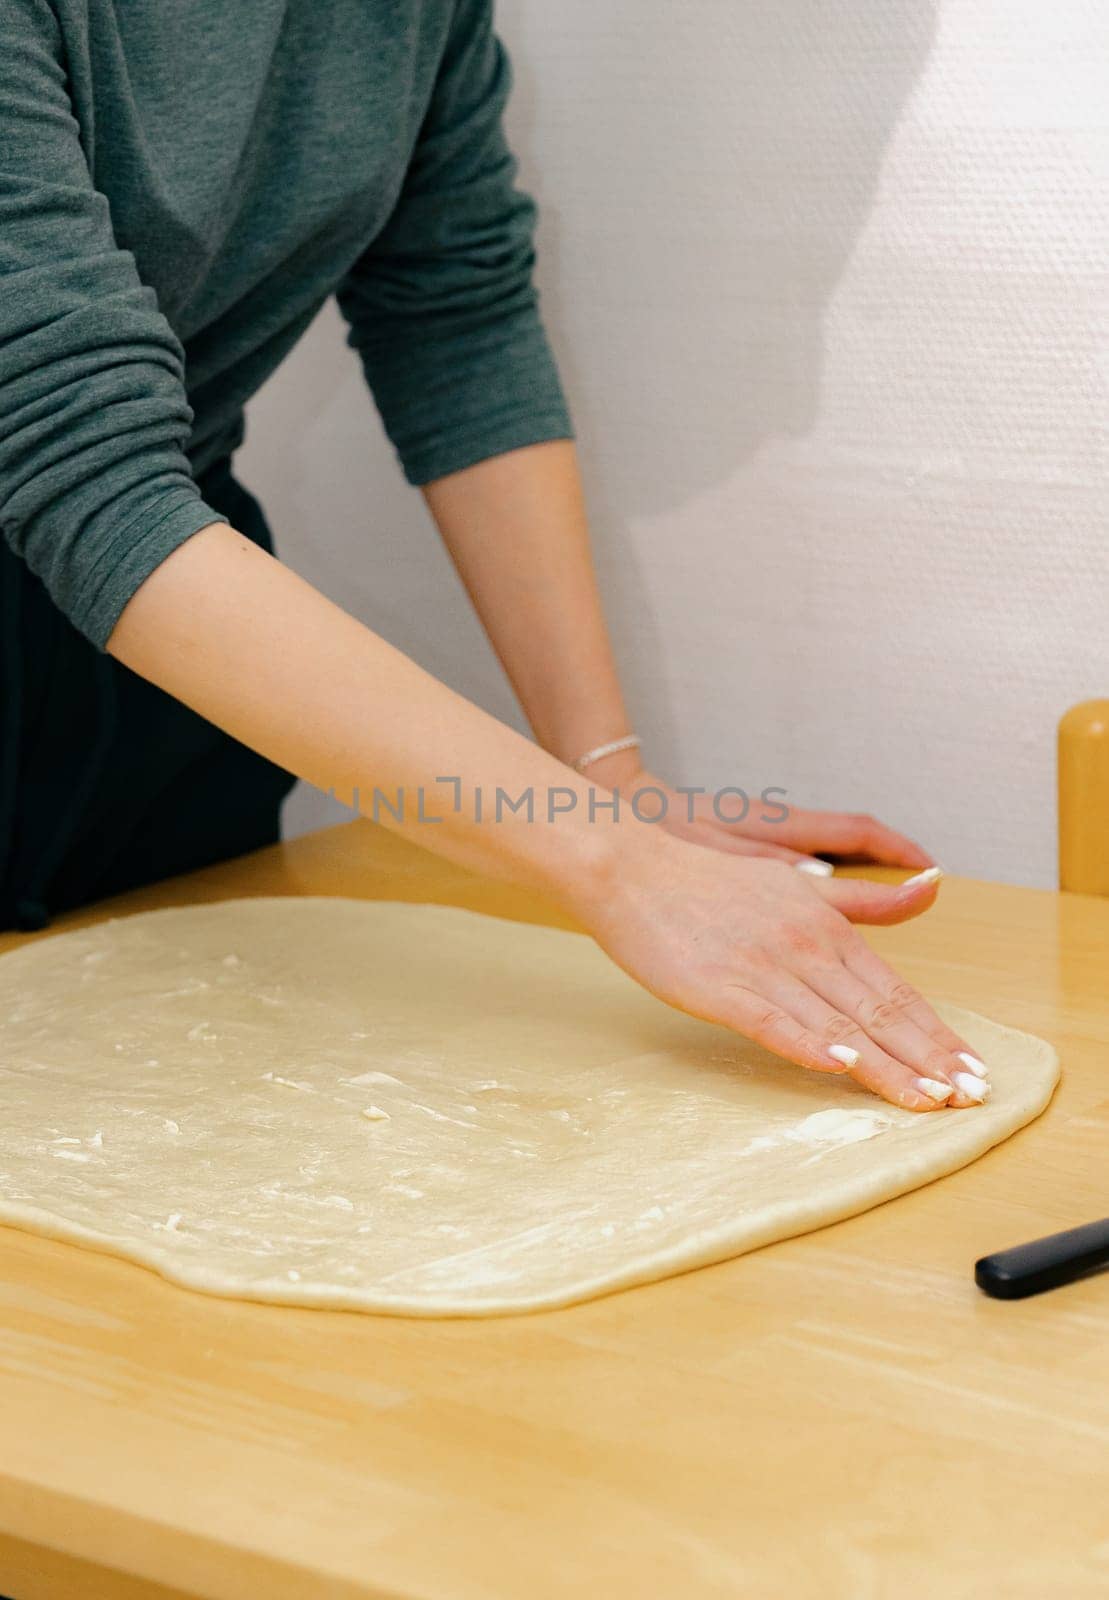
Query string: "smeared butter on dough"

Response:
xmin=0 ymin=899 xmax=1058 ymax=1316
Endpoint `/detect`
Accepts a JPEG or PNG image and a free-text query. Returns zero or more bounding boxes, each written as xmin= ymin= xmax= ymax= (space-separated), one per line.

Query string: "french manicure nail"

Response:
xmin=827 ymin=1044 xmax=860 ymax=1070
xmin=956 ymin=1051 xmax=989 ymax=1080
xmin=796 ymin=859 xmax=834 ymax=877
xmin=952 ymin=1071 xmax=990 ymax=1102
xmin=914 ymin=1076 xmax=953 ymax=1102
xmin=903 ymin=866 xmax=943 ymax=888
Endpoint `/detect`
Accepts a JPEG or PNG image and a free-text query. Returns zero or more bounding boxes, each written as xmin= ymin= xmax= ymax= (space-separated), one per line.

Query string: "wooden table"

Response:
xmin=1 ymin=822 xmax=1106 ymax=1599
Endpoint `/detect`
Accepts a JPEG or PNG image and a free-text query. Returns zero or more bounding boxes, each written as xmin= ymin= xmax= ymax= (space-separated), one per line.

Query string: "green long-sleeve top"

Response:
xmin=0 ymin=0 xmax=574 ymax=649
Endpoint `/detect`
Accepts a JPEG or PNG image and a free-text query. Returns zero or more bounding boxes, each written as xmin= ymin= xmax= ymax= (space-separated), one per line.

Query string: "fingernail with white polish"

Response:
xmin=956 ymin=1051 xmax=989 ymax=1080
xmin=914 ymin=1076 xmax=953 ymax=1102
xmin=903 ymin=866 xmax=943 ymax=888
xmin=796 ymin=859 xmax=834 ymax=877
xmin=953 ymin=1071 xmax=990 ymax=1102
xmin=827 ymin=1044 xmax=860 ymax=1070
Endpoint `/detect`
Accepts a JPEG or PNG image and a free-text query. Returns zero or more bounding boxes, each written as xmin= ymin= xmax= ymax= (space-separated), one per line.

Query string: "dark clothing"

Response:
xmin=1 ymin=0 xmax=572 ymax=648
xmin=0 ymin=458 xmax=295 ymax=930
xmin=0 ymin=0 xmax=574 ymax=929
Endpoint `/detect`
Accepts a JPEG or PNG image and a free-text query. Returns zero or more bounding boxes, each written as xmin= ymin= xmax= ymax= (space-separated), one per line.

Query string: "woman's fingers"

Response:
xmin=684 ymin=829 xmax=811 ymax=867
xmin=713 ymin=836 xmax=835 ymax=874
xmin=748 ymin=964 xmax=964 ymax=1111
xmin=702 ymin=836 xmax=851 ymax=877
xmin=809 ymin=866 xmax=943 ymax=926
xmin=709 ymin=805 xmax=934 ymax=870
xmin=713 ymin=983 xmax=871 ymax=1080
xmin=841 ymin=940 xmax=992 ymax=1102
xmin=719 ymin=974 xmax=953 ymax=1111
xmin=786 ymin=959 xmax=986 ymax=1108
xmin=658 ymin=811 xmax=820 ymax=869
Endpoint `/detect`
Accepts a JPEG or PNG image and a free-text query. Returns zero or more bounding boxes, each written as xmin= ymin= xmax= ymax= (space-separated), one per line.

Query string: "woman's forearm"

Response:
xmin=106 ymin=521 xmax=974 ymax=1114
xmin=421 ymin=439 xmax=641 ymax=784
xmin=107 ymin=522 xmax=649 ymax=906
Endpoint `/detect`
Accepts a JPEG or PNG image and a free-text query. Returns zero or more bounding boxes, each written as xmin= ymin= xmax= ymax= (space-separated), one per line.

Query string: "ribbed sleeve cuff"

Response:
xmin=72 ymin=485 xmax=229 ymax=650
xmin=399 ymin=402 xmax=575 ymax=486
xmin=349 ymin=302 xmax=575 ymax=489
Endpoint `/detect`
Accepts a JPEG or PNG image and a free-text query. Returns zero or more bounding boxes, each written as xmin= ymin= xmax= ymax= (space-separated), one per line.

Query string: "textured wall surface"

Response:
xmin=241 ymin=0 xmax=1107 ymax=887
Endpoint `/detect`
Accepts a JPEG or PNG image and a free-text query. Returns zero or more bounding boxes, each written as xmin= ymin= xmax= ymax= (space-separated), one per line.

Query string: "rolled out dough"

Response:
xmin=0 ymin=898 xmax=1058 ymax=1317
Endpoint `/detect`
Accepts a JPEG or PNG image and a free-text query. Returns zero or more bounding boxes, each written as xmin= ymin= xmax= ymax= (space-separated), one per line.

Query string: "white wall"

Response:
xmin=241 ymin=0 xmax=1107 ymax=888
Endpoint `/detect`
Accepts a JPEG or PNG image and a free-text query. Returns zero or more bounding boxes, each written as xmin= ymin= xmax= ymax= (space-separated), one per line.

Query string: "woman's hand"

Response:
xmin=595 ymin=762 xmax=934 ymax=874
xmin=109 ymin=520 xmax=971 ymax=1117
xmin=573 ymin=829 xmax=990 ymax=1112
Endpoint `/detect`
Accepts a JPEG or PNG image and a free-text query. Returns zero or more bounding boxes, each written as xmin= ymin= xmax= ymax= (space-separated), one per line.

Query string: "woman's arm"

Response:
xmin=109 ymin=521 xmax=619 ymax=899
xmin=107 ymin=523 xmax=990 ymax=1112
xmin=422 ymin=440 xmax=933 ymax=870
xmin=421 ymin=438 xmax=636 ymax=779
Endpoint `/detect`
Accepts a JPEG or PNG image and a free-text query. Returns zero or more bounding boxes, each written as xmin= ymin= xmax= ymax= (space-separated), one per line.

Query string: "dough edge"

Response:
xmin=0 ymin=897 xmax=1061 ymax=1318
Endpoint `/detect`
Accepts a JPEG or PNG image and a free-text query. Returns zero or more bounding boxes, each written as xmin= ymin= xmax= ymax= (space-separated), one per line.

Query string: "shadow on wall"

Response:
xmin=499 ymin=0 xmax=937 ymax=767
xmin=502 ymin=0 xmax=938 ymax=514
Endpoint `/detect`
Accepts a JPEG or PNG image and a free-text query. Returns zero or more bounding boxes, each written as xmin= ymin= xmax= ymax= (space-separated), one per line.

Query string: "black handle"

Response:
xmin=975 ymin=1217 xmax=1109 ymax=1299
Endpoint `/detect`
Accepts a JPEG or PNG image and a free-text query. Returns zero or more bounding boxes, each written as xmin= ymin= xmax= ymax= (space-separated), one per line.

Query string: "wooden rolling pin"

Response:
xmin=1058 ymin=700 xmax=1109 ymax=895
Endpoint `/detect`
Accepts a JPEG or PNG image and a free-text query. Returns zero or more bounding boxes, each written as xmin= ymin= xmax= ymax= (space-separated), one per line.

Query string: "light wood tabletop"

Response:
xmin=1 ymin=821 xmax=1106 ymax=1600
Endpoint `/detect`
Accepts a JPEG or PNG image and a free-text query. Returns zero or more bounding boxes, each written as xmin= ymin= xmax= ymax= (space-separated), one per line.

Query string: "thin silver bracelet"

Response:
xmin=571 ymin=733 xmax=642 ymax=773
